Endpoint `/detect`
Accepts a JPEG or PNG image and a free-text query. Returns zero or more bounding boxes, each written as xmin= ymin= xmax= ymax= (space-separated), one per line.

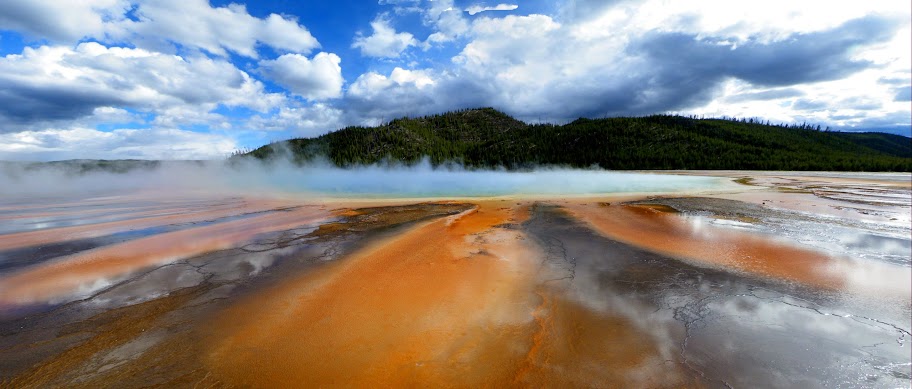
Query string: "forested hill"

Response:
xmin=241 ymin=108 xmax=912 ymax=171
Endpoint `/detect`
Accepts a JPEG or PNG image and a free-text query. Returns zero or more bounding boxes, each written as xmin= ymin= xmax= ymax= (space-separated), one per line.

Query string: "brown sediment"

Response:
xmin=565 ymin=202 xmax=846 ymax=290
xmin=306 ymin=202 xmax=476 ymax=241
xmin=733 ymin=177 xmax=755 ymax=186
xmin=635 ymin=203 xmax=680 ymax=213
xmin=334 ymin=208 xmax=364 ymax=217
xmin=0 ymin=207 xmax=330 ymax=306
xmin=2 ymin=286 xmax=210 ymax=389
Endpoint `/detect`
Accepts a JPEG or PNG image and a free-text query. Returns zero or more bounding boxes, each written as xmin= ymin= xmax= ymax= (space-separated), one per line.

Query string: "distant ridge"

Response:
xmin=242 ymin=108 xmax=911 ymax=171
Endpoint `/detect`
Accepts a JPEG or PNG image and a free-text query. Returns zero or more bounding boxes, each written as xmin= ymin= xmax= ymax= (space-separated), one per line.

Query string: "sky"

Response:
xmin=0 ymin=0 xmax=909 ymax=161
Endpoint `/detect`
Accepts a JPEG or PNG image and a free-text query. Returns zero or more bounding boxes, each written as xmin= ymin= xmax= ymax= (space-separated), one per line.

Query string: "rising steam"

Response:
xmin=0 ymin=157 xmax=728 ymax=199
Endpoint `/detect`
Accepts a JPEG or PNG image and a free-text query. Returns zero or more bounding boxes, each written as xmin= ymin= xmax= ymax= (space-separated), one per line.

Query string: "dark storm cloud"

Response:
xmin=834 ymin=110 xmax=912 ymax=136
xmin=343 ymin=72 xmax=498 ymax=124
xmin=0 ymin=2 xmax=93 ymax=42
xmin=0 ymin=83 xmax=126 ymax=123
xmin=0 ymin=44 xmax=271 ymax=133
xmin=496 ymin=60 xmax=724 ymax=121
xmin=529 ymin=78 xmax=674 ymax=121
xmin=344 ymin=82 xmax=440 ymax=121
xmin=639 ymin=16 xmax=896 ymax=86
xmin=407 ymin=14 xmax=904 ymax=124
xmin=624 ymin=15 xmax=899 ymax=112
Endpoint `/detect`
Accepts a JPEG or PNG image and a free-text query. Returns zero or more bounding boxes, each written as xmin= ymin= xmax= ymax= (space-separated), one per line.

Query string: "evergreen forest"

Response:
xmin=239 ymin=108 xmax=912 ymax=171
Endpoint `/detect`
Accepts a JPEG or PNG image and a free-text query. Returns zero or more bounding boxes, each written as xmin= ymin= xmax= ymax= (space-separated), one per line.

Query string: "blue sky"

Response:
xmin=0 ymin=0 xmax=909 ymax=160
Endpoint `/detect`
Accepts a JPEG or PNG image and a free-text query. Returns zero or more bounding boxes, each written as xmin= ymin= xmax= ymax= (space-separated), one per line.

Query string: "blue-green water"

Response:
xmin=1 ymin=161 xmax=730 ymax=198
xmin=239 ymin=166 xmax=728 ymax=197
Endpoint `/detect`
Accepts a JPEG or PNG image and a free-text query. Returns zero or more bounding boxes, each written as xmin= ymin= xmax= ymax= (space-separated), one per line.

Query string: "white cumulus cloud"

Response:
xmin=422 ymin=0 xmax=470 ymax=45
xmin=0 ymin=42 xmax=283 ymax=131
xmin=258 ymin=53 xmax=344 ymax=101
xmin=465 ymin=4 xmax=518 ymax=16
xmin=344 ymin=67 xmax=491 ymax=125
xmin=348 ymin=67 xmax=436 ymax=100
xmin=247 ymin=104 xmax=345 ymax=137
xmin=0 ymin=0 xmax=320 ymax=58
xmin=110 ymin=0 xmax=320 ymax=58
xmin=352 ymin=16 xmax=418 ymax=58
xmin=0 ymin=0 xmax=128 ymax=42
xmin=0 ymin=127 xmax=237 ymax=161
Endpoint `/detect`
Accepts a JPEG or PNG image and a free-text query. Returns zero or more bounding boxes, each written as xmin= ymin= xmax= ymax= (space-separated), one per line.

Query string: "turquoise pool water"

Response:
xmin=238 ymin=166 xmax=728 ymax=197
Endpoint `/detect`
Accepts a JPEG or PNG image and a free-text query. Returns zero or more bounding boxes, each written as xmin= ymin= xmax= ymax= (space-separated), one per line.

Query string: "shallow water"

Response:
xmin=525 ymin=204 xmax=910 ymax=387
xmin=2 ymin=163 xmax=732 ymax=199
xmin=0 ymin=171 xmax=909 ymax=387
xmin=237 ymin=167 xmax=731 ymax=197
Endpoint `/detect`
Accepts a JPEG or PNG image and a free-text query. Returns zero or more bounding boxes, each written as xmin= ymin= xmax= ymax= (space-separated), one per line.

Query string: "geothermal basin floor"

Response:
xmin=0 ymin=173 xmax=910 ymax=387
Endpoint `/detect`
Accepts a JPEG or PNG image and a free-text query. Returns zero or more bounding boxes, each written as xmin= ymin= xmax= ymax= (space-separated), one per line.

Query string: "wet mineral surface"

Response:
xmin=0 ymin=173 xmax=909 ymax=388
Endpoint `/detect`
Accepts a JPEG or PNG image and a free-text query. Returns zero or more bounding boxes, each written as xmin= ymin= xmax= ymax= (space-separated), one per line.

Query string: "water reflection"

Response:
xmin=524 ymin=204 xmax=911 ymax=387
xmin=0 ymin=186 xmax=908 ymax=387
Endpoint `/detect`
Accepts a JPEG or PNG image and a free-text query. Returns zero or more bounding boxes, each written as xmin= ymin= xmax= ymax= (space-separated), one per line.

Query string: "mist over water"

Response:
xmin=2 ymin=158 xmax=909 ymax=388
xmin=1 ymin=159 xmax=727 ymax=199
xmin=239 ymin=161 xmax=727 ymax=197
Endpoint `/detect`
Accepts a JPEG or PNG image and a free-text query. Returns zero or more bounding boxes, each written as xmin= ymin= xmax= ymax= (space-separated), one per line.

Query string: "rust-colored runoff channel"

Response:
xmin=566 ymin=202 xmax=846 ymax=290
xmin=0 ymin=207 xmax=329 ymax=307
xmin=203 ymin=202 xmax=538 ymax=386
xmin=200 ymin=201 xmax=687 ymax=387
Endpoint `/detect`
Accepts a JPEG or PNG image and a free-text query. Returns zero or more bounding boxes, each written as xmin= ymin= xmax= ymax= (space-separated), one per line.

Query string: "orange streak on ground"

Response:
xmin=205 ymin=202 xmax=543 ymax=387
xmin=513 ymin=288 xmax=693 ymax=388
xmin=0 ymin=198 xmax=298 ymax=251
xmin=0 ymin=207 xmax=330 ymax=306
xmin=203 ymin=201 xmax=685 ymax=387
xmin=565 ymin=203 xmax=845 ymax=290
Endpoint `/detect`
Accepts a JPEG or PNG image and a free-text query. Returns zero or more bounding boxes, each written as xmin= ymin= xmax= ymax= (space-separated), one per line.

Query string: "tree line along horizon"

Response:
xmin=237 ymin=108 xmax=912 ymax=172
